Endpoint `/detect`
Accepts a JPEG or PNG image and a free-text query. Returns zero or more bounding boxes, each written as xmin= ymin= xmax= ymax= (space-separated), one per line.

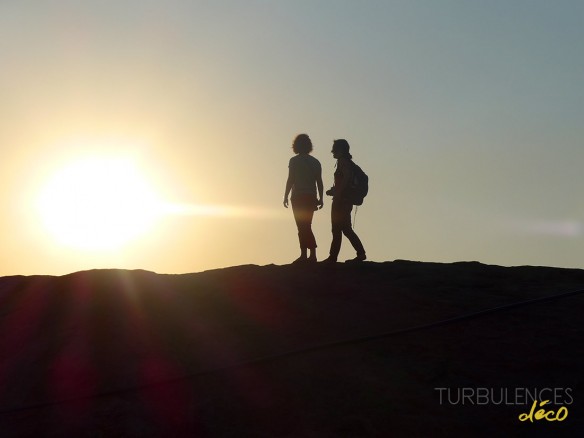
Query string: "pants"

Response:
xmin=291 ymin=194 xmax=317 ymax=249
xmin=329 ymin=198 xmax=365 ymax=259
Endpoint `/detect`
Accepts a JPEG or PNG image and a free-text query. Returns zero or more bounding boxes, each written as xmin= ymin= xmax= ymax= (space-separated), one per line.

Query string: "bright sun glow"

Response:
xmin=37 ymin=156 xmax=163 ymax=250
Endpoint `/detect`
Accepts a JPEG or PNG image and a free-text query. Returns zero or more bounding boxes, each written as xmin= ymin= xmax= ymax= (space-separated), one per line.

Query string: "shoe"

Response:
xmin=345 ymin=254 xmax=366 ymax=263
xmin=292 ymin=256 xmax=308 ymax=264
xmin=320 ymin=257 xmax=337 ymax=264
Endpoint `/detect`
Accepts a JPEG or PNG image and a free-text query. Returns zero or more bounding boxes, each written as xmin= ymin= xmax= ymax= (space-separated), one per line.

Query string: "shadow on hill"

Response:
xmin=0 ymin=261 xmax=583 ymax=436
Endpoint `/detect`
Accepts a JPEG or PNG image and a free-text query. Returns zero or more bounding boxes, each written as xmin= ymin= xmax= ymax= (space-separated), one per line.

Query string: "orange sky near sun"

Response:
xmin=1 ymin=1 xmax=583 ymax=275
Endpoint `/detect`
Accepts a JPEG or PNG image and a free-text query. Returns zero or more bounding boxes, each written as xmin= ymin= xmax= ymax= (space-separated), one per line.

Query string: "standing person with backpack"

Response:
xmin=322 ymin=139 xmax=367 ymax=263
xmin=283 ymin=134 xmax=324 ymax=264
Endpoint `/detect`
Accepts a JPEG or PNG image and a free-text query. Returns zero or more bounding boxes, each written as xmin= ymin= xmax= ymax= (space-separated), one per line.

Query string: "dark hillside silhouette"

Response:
xmin=0 ymin=261 xmax=583 ymax=436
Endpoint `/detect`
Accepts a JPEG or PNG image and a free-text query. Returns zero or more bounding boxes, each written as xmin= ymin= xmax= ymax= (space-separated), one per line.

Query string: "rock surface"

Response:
xmin=0 ymin=261 xmax=583 ymax=436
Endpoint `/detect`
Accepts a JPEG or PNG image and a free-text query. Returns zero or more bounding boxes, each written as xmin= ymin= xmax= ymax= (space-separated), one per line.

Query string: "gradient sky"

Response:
xmin=1 ymin=0 xmax=583 ymax=276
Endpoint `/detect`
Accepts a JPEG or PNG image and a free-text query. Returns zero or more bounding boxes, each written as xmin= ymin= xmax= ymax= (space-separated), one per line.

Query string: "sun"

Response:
xmin=37 ymin=156 xmax=162 ymax=250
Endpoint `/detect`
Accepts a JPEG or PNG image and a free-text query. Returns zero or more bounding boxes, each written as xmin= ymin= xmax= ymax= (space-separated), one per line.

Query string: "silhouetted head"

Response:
xmin=292 ymin=134 xmax=313 ymax=154
xmin=332 ymin=139 xmax=352 ymax=159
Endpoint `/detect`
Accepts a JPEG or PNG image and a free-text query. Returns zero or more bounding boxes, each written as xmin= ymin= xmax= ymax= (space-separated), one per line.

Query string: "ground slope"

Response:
xmin=0 ymin=261 xmax=583 ymax=436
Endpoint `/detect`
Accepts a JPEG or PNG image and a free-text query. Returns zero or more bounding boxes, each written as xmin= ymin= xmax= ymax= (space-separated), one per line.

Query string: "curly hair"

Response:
xmin=292 ymin=133 xmax=313 ymax=154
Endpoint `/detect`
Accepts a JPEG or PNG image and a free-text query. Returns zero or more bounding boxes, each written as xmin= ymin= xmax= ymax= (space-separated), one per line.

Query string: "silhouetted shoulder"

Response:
xmin=306 ymin=154 xmax=322 ymax=169
xmin=289 ymin=154 xmax=321 ymax=172
xmin=336 ymin=157 xmax=353 ymax=177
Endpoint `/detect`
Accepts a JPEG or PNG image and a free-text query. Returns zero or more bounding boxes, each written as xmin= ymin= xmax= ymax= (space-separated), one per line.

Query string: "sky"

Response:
xmin=1 ymin=0 xmax=583 ymax=276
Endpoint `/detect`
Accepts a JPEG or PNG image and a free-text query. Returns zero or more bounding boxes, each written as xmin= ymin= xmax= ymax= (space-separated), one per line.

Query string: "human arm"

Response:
xmin=316 ymin=165 xmax=324 ymax=209
xmin=283 ymin=165 xmax=293 ymax=208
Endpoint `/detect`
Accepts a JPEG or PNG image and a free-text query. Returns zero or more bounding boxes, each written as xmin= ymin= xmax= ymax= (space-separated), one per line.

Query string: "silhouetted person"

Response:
xmin=322 ymin=139 xmax=366 ymax=263
xmin=283 ymin=134 xmax=324 ymax=263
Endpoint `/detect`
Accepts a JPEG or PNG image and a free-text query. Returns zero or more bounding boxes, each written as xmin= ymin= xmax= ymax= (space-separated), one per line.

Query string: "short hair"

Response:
xmin=332 ymin=139 xmax=351 ymax=157
xmin=292 ymin=134 xmax=313 ymax=154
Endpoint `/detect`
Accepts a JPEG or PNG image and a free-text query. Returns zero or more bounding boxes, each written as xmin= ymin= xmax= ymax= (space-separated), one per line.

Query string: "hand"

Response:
xmin=317 ymin=198 xmax=324 ymax=210
xmin=283 ymin=197 xmax=289 ymax=208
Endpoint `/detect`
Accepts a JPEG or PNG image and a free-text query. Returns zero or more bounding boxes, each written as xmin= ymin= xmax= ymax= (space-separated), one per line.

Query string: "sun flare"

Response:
xmin=37 ymin=156 xmax=162 ymax=250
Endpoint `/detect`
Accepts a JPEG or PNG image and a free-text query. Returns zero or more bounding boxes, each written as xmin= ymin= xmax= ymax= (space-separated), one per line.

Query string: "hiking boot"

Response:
xmin=345 ymin=254 xmax=366 ymax=263
xmin=320 ymin=257 xmax=338 ymax=264
xmin=292 ymin=256 xmax=308 ymax=264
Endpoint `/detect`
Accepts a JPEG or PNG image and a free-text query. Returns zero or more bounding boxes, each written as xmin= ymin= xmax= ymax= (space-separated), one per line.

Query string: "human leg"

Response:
xmin=327 ymin=199 xmax=346 ymax=261
xmin=291 ymin=194 xmax=317 ymax=259
xmin=332 ymin=200 xmax=366 ymax=261
xmin=342 ymin=224 xmax=366 ymax=259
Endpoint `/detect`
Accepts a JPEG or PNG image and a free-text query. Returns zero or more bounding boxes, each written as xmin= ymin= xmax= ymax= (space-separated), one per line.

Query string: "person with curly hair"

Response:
xmin=283 ymin=134 xmax=324 ymax=263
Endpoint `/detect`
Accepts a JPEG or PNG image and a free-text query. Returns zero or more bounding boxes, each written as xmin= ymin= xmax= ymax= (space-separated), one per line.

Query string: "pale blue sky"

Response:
xmin=1 ymin=1 xmax=583 ymax=274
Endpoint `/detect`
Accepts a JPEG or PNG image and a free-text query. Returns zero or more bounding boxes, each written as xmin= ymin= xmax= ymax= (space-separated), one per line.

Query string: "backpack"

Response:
xmin=348 ymin=161 xmax=369 ymax=206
